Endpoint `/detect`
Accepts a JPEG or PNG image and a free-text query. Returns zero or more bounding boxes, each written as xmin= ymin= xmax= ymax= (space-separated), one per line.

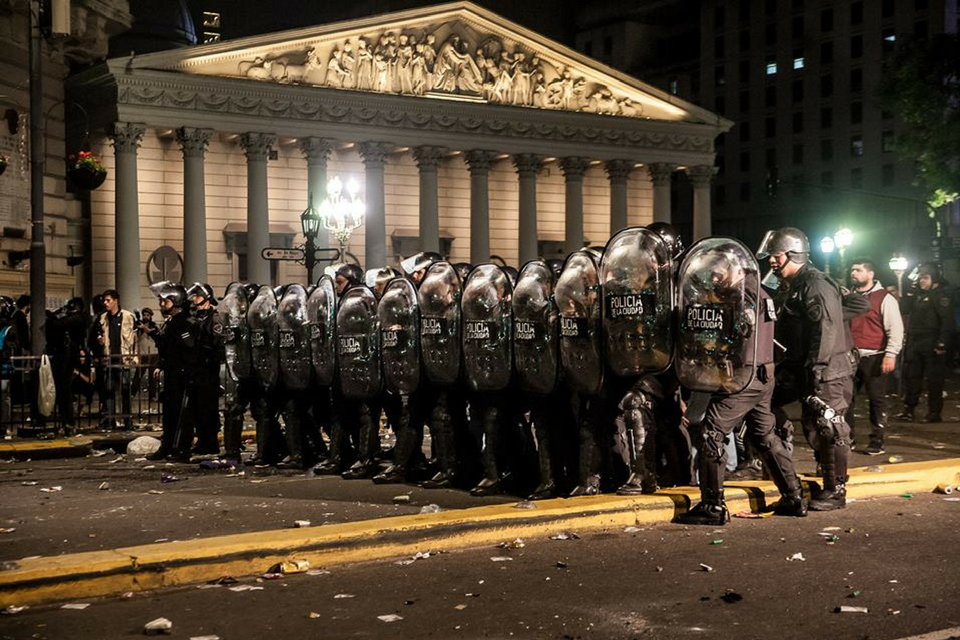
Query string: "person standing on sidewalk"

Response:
xmin=847 ymin=259 xmax=904 ymax=455
xmin=896 ymin=262 xmax=954 ymax=424
xmin=187 ymin=283 xmax=224 ymax=457
xmin=99 ymin=289 xmax=138 ymax=430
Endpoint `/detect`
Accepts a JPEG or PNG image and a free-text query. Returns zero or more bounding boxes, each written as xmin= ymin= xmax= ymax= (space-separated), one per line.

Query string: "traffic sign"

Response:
xmin=261 ymin=247 xmax=304 ymax=261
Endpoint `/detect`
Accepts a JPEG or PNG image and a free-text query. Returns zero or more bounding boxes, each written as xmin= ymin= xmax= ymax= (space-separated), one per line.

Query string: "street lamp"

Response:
xmin=300 ymin=194 xmax=322 ymax=283
xmin=889 ymin=254 xmax=908 ymax=298
xmin=318 ymin=176 xmax=365 ymax=265
xmin=834 ymin=227 xmax=853 ymax=279
xmin=820 ymin=236 xmax=835 ymax=276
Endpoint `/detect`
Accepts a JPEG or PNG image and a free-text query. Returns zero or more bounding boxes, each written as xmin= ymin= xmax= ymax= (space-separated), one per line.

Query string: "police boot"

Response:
xmin=570 ymin=421 xmax=602 ymax=497
xmin=422 ymin=402 xmax=457 ymax=489
xmin=342 ymin=407 xmax=379 ymax=479
xmin=470 ymin=408 xmax=503 ymax=497
xmin=675 ymin=484 xmax=729 ymax=525
xmin=527 ymin=423 xmax=557 ymax=500
xmin=618 ymin=418 xmax=657 ymax=495
xmin=809 ymin=444 xmax=846 ymax=511
xmin=569 ymin=473 xmax=601 ymax=497
xmin=895 ymin=407 xmax=915 ymax=422
xmin=756 ymin=435 xmax=807 ymax=517
xmin=375 ymin=400 xmax=416 ymax=484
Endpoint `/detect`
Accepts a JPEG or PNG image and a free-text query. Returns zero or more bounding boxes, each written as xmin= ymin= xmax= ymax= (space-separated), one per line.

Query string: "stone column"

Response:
xmin=647 ymin=163 xmax=676 ymax=224
xmin=176 ymin=127 xmax=213 ymax=285
xmin=604 ymin=159 xmax=633 ymax=234
xmin=465 ymin=150 xmax=498 ymax=264
xmin=110 ymin=122 xmax=146 ymax=310
xmin=413 ymin=146 xmax=445 ymax=254
xmin=560 ymin=157 xmax=590 ymax=256
xmin=240 ymin=132 xmax=277 ymax=285
xmin=299 ymin=137 xmax=334 ymax=251
xmin=687 ymin=165 xmax=717 ymax=241
xmin=358 ymin=141 xmax=391 ymax=268
xmin=512 ymin=154 xmax=544 ymax=266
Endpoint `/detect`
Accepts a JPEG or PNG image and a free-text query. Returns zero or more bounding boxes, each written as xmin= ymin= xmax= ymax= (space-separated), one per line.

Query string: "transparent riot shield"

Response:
xmin=278 ymin=284 xmax=311 ymax=390
xmin=247 ymin=285 xmax=279 ymax=390
xmin=600 ymin=226 xmax=675 ymax=376
xmin=307 ymin=275 xmax=337 ymax=386
xmin=676 ymin=237 xmax=761 ymax=394
xmin=378 ymin=277 xmax=421 ymax=397
xmin=336 ymin=285 xmax=381 ymax=400
xmin=221 ymin=282 xmax=252 ymax=382
xmin=461 ymin=264 xmax=513 ymax=393
xmin=554 ymin=250 xmax=604 ymax=395
xmin=417 ymin=261 xmax=462 ymax=387
xmin=512 ymin=260 xmax=559 ymax=395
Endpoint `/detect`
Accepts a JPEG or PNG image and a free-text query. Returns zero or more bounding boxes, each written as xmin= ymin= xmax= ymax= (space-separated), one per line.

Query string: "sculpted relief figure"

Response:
xmin=326 ymin=47 xmax=350 ymax=88
xmin=433 ymin=35 xmax=483 ymax=94
xmin=411 ymin=38 xmax=430 ymax=95
xmin=396 ymin=34 xmax=414 ymax=94
xmin=356 ymin=37 xmax=375 ymax=90
xmin=240 ymin=57 xmax=276 ymax=81
xmin=373 ymin=35 xmax=392 ymax=92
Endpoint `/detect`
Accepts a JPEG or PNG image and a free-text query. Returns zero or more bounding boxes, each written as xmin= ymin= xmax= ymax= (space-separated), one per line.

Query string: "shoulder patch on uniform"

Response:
xmin=942 ymin=297 xmax=951 ymax=307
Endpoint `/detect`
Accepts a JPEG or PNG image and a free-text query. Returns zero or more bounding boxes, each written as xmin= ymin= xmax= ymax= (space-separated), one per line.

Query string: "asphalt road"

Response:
xmin=1 ymin=493 xmax=958 ymax=640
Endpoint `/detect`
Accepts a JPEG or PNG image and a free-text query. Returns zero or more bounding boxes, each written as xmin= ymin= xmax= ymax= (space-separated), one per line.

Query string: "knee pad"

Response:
xmin=698 ymin=428 xmax=726 ymax=463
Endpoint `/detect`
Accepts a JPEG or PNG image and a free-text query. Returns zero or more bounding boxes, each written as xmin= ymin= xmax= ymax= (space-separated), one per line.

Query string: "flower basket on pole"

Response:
xmin=67 ymin=150 xmax=107 ymax=190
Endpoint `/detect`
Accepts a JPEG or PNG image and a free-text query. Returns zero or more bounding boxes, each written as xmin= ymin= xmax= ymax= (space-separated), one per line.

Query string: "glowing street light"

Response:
xmin=318 ymin=176 xmax=365 ymax=262
xmin=889 ymin=254 xmax=908 ymax=297
xmin=820 ymin=236 xmax=835 ymax=276
xmin=834 ymin=228 xmax=853 ymax=281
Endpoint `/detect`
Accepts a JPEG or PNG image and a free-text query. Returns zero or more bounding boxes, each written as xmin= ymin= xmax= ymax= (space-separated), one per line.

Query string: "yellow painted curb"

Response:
xmin=0 ymin=458 xmax=957 ymax=608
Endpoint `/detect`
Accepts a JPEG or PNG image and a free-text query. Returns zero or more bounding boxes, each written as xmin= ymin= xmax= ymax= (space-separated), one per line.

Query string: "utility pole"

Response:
xmin=29 ymin=0 xmax=46 ymax=355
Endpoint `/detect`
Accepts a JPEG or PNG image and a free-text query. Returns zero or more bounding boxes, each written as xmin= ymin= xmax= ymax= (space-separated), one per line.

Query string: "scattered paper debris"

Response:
xmin=733 ymin=511 xmax=763 ymax=519
xmin=144 ymin=617 xmax=173 ymax=635
xmin=710 ymin=539 xmax=723 ymax=545
xmin=699 ymin=563 xmax=714 ymax=572
xmin=61 ymin=603 xmax=90 ymax=610
xmin=142 ymin=465 xmax=156 ymax=470
xmin=624 ymin=526 xmax=642 ymax=533
xmin=147 ymin=490 xmax=164 ymax=495
xmin=306 ymin=569 xmax=331 ymax=576
xmin=887 ymin=455 xmax=903 ymax=464
xmin=834 ymin=606 xmax=869 ymax=614
xmin=91 ymin=449 xmax=110 ymax=457
xmin=209 ymin=576 xmax=237 ymax=585
xmin=228 ymin=585 xmax=263 ymax=592
xmin=498 ymin=538 xmax=525 ymax=550
xmin=98 ymin=482 xmax=110 ymax=490
xmin=1 ymin=605 xmax=27 ymax=615
xmin=334 ymin=594 xmax=355 ymax=599
xmin=250 ymin=479 xmax=268 ymax=484
xmin=308 ymin=612 xmax=321 ymax=619
xmin=821 ymin=526 xmax=841 ymax=531
xmin=419 ymin=504 xmax=441 ymax=514
xmin=20 ymin=481 xmax=37 ymax=486
xmin=787 ymin=552 xmax=806 ymax=562
xmin=0 ymin=528 xmax=15 ymax=534
xmin=160 ymin=475 xmax=184 ymax=483
xmin=490 ymin=557 xmax=513 ymax=562
xmin=266 ymin=559 xmax=310 ymax=575
xmin=555 ymin=561 xmax=568 ymax=569
xmin=934 ymin=484 xmax=954 ymax=495
xmin=293 ymin=520 xmax=311 ymax=528
xmin=108 ymin=456 xmax=124 ymax=464
xmin=39 ymin=486 xmax=62 ymax=493
xmin=550 ymin=532 xmax=580 ymax=540
xmin=393 ymin=495 xmax=411 ymax=504
xmin=454 ymin=604 xmax=467 ymax=610
xmin=378 ymin=614 xmax=403 ymax=623
xmin=514 ymin=501 xmax=537 ymax=510
xmin=189 ymin=636 xmax=220 ymax=640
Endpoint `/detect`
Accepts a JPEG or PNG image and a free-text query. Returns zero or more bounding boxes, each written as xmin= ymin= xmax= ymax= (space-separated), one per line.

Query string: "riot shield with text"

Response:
xmin=247 ymin=285 xmax=279 ymax=390
xmin=512 ymin=260 xmax=559 ymax=395
xmin=600 ymin=226 xmax=674 ymax=376
xmin=554 ymin=250 xmax=604 ymax=395
xmin=278 ymin=283 xmax=311 ymax=390
xmin=417 ymin=262 xmax=462 ymax=387
xmin=462 ymin=264 xmax=513 ymax=393
xmin=307 ymin=275 xmax=337 ymax=386
xmin=336 ymin=285 xmax=381 ymax=400
xmin=378 ymin=277 xmax=421 ymax=397
xmin=676 ymin=237 xmax=760 ymax=394
xmin=221 ymin=282 xmax=252 ymax=382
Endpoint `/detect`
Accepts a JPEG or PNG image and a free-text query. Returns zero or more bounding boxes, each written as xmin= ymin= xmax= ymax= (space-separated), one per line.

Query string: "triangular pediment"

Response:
xmin=125 ymin=2 xmax=720 ymax=125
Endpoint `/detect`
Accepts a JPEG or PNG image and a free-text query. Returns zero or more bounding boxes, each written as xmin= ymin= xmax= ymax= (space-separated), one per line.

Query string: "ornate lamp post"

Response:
xmin=300 ymin=194 xmax=322 ymax=283
xmin=820 ymin=236 xmax=835 ymax=276
xmin=318 ymin=176 xmax=365 ymax=265
xmin=834 ymin=227 xmax=853 ymax=281
xmin=889 ymin=254 xmax=908 ymax=298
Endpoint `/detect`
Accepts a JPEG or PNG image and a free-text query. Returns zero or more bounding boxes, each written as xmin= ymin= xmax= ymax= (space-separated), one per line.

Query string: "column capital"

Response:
xmin=465 ymin=150 xmax=499 ymax=175
xmin=240 ymin=132 xmax=277 ymax=161
xmin=604 ymin=159 xmax=634 ymax=183
xmin=175 ymin=127 xmax=213 ymax=159
xmin=412 ymin=146 xmax=446 ymax=172
xmin=357 ymin=141 xmax=392 ymax=168
xmin=512 ymin=153 xmax=544 ymax=177
xmin=299 ymin=137 xmax=334 ymax=163
xmin=559 ymin=156 xmax=591 ymax=180
xmin=686 ymin=164 xmax=718 ymax=187
xmin=646 ymin=162 xmax=677 ymax=187
xmin=109 ymin=122 xmax=146 ymax=154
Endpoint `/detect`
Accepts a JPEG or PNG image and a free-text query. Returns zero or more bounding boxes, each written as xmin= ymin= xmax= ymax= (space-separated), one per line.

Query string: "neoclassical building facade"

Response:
xmin=68 ymin=2 xmax=730 ymax=310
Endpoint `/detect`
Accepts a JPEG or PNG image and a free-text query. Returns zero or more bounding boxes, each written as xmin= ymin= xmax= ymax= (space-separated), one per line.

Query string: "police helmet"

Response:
xmin=325 ymin=263 xmax=363 ymax=287
xmin=452 ymin=262 xmax=474 ymax=282
xmin=400 ymin=251 xmax=443 ymax=277
xmin=187 ymin=282 xmax=218 ymax=306
xmin=756 ymin=227 xmax=810 ymax=264
xmin=647 ymin=222 xmax=685 ymax=259
xmin=545 ymin=259 xmax=564 ymax=280
xmin=150 ymin=281 xmax=189 ymax=308
xmin=917 ymin=261 xmax=944 ymax=283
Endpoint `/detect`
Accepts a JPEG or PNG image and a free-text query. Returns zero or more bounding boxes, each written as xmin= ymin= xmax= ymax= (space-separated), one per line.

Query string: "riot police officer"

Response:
xmin=760 ymin=227 xmax=853 ymax=511
xmin=896 ymin=262 xmax=954 ymax=423
xmin=147 ymin=282 xmax=198 ymax=462
xmin=187 ymin=283 xmax=224 ymax=456
xmin=220 ymin=282 xmax=257 ymax=467
xmin=674 ymin=239 xmax=806 ymax=524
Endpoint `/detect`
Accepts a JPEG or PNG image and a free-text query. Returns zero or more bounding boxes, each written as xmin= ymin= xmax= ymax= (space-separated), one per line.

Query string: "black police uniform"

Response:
xmin=900 ymin=284 xmax=954 ymax=420
xmin=193 ymin=307 xmax=224 ymax=454
xmin=152 ymin=309 xmax=199 ymax=460
xmin=773 ymin=262 xmax=854 ymax=510
xmin=677 ymin=273 xmax=805 ymax=524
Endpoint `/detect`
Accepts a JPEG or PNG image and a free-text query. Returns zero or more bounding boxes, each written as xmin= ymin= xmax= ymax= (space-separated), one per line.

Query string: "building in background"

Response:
xmin=572 ymin=0 xmax=960 ymax=275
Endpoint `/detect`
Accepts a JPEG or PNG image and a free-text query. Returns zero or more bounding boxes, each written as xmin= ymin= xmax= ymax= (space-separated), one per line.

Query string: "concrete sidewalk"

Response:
xmin=1 ymin=457 xmax=957 ymax=609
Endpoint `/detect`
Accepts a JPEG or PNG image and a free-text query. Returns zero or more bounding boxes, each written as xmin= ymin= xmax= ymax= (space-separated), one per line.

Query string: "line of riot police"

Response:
xmin=146 ymin=224 xmax=863 ymax=523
